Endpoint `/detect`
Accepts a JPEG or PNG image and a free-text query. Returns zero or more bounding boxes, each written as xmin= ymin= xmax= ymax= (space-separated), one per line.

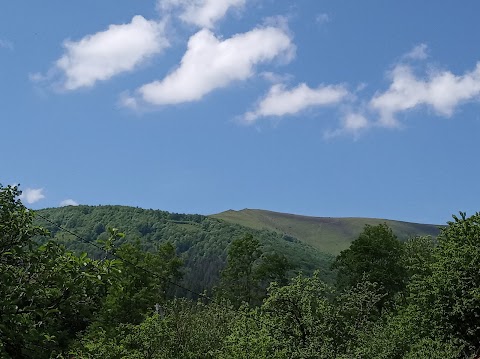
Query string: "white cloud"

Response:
xmin=343 ymin=112 xmax=369 ymax=131
xmin=60 ymin=199 xmax=79 ymax=207
xmin=324 ymin=112 xmax=370 ymax=139
xmin=243 ymin=82 xmax=348 ymax=123
xmin=19 ymin=188 xmax=45 ymax=204
xmin=52 ymin=16 xmax=168 ymax=90
xmin=370 ymin=62 xmax=480 ymax=126
xmin=129 ymin=26 xmax=294 ymax=106
xmin=158 ymin=0 xmax=245 ymax=28
xmin=403 ymin=43 xmax=428 ymax=61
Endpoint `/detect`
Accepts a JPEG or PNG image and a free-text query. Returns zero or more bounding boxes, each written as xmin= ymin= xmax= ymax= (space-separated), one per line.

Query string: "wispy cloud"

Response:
xmin=158 ymin=0 xmax=245 ymax=28
xmin=243 ymin=82 xmax=348 ymax=123
xmin=124 ymin=26 xmax=294 ymax=107
xmin=19 ymin=188 xmax=45 ymax=204
xmin=37 ymin=16 xmax=169 ymax=90
xmin=342 ymin=112 xmax=369 ymax=131
xmin=0 ymin=39 xmax=13 ymax=50
xmin=316 ymin=13 xmax=330 ymax=25
xmin=59 ymin=199 xmax=79 ymax=207
xmin=370 ymin=62 xmax=480 ymax=127
xmin=324 ymin=112 xmax=370 ymax=139
xmin=403 ymin=43 xmax=428 ymax=61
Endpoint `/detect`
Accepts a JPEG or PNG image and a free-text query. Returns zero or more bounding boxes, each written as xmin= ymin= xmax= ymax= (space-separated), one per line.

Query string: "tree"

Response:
xmin=402 ymin=235 xmax=435 ymax=281
xmin=218 ymin=234 xmax=293 ymax=306
xmin=256 ymin=252 xmax=293 ymax=288
xmin=332 ymin=223 xmax=405 ymax=305
xmin=0 ymin=185 xmax=116 ymax=357
xmin=98 ymin=240 xmax=183 ymax=328
xmin=407 ymin=212 xmax=480 ymax=355
xmin=72 ymin=299 xmax=239 ymax=359
xmin=261 ymin=272 xmax=383 ymax=359
xmin=218 ymin=234 xmax=262 ymax=306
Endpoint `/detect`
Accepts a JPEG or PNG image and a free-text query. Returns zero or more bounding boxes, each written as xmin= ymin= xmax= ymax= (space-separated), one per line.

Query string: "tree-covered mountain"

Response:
xmin=4 ymin=184 xmax=480 ymax=358
xmin=212 ymin=209 xmax=441 ymax=255
xmin=35 ymin=205 xmax=335 ymax=295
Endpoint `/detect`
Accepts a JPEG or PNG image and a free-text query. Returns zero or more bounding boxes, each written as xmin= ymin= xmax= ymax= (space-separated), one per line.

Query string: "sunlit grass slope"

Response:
xmin=211 ymin=209 xmax=441 ymax=255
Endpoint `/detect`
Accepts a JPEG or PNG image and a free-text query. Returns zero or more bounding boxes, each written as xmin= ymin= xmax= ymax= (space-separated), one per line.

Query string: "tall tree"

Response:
xmin=219 ymin=234 xmax=262 ymax=306
xmin=332 ymin=223 xmax=405 ymax=304
xmin=407 ymin=212 xmax=480 ymax=355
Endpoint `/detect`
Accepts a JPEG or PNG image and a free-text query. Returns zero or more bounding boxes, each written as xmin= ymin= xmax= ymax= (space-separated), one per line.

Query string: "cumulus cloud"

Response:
xmin=19 ymin=188 xmax=45 ymax=204
xmin=127 ymin=26 xmax=293 ymax=106
xmin=158 ymin=0 xmax=245 ymax=28
xmin=243 ymin=82 xmax=348 ymax=123
xmin=50 ymin=16 xmax=168 ymax=90
xmin=60 ymin=199 xmax=79 ymax=207
xmin=370 ymin=62 xmax=480 ymax=126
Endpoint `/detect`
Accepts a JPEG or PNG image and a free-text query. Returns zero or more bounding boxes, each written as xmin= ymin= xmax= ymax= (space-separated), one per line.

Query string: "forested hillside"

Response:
xmin=35 ymin=205 xmax=334 ymax=294
xmin=3 ymin=184 xmax=480 ymax=358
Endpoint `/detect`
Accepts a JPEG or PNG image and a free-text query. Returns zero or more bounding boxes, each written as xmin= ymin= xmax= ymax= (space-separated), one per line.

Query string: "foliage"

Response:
xmin=405 ymin=212 xmax=480 ymax=355
xmin=260 ymin=273 xmax=383 ymax=358
xmin=217 ymin=234 xmax=293 ymax=306
xmin=97 ymin=240 xmax=183 ymax=328
xmin=36 ymin=205 xmax=335 ymax=295
xmin=218 ymin=306 xmax=285 ymax=359
xmin=7 ymin=183 xmax=480 ymax=358
xmin=0 ymin=185 xmax=117 ymax=357
xmin=402 ymin=235 xmax=435 ymax=281
xmin=72 ymin=299 xmax=238 ymax=358
xmin=332 ymin=223 xmax=406 ymax=305
xmin=218 ymin=234 xmax=262 ymax=306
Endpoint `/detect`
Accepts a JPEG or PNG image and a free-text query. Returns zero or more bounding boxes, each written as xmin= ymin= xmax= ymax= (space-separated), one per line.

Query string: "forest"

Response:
xmin=2 ymin=183 xmax=480 ymax=358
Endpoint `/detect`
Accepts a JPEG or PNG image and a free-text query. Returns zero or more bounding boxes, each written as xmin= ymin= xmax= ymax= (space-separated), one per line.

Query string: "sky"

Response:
xmin=1 ymin=1 xmax=480 ymax=225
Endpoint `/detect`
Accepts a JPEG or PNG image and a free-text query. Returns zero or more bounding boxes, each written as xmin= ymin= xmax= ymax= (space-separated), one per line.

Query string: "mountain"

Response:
xmin=34 ymin=206 xmax=441 ymax=295
xmin=211 ymin=209 xmax=441 ymax=255
xmin=35 ymin=205 xmax=335 ymax=295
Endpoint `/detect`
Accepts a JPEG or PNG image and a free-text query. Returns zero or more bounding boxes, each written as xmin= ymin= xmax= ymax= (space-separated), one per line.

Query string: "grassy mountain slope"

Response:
xmin=35 ymin=205 xmax=334 ymax=295
xmin=211 ymin=209 xmax=441 ymax=255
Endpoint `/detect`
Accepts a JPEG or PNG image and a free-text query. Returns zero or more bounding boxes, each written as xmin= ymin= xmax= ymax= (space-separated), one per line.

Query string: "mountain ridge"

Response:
xmin=211 ymin=208 xmax=441 ymax=255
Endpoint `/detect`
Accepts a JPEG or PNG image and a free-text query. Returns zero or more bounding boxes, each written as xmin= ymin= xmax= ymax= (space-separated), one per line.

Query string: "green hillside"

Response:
xmin=5 ymin=181 xmax=480 ymax=358
xmin=211 ymin=209 xmax=441 ymax=255
xmin=35 ymin=205 xmax=334 ymax=295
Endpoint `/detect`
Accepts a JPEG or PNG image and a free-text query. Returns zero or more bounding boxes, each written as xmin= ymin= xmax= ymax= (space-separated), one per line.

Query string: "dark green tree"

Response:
xmin=406 ymin=212 xmax=480 ymax=355
xmin=332 ymin=223 xmax=405 ymax=305
xmin=218 ymin=234 xmax=262 ymax=306
xmin=98 ymin=240 xmax=183 ymax=328
xmin=217 ymin=234 xmax=294 ymax=306
xmin=0 ymin=185 xmax=117 ymax=358
xmin=256 ymin=252 xmax=293 ymax=288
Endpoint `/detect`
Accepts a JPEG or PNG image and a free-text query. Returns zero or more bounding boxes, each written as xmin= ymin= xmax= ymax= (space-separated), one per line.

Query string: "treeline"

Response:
xmin=2 ymin=184 xmax=480 ymax=358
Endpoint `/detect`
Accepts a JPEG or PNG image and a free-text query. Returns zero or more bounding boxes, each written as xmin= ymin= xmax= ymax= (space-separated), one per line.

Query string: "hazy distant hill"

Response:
xmin=211 ymin=209 xmax=441 ymax=255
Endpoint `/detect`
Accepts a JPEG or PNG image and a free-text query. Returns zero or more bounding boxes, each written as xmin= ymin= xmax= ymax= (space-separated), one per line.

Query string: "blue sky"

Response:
xmin=1 ymin=1 xmax=480 ymax=224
